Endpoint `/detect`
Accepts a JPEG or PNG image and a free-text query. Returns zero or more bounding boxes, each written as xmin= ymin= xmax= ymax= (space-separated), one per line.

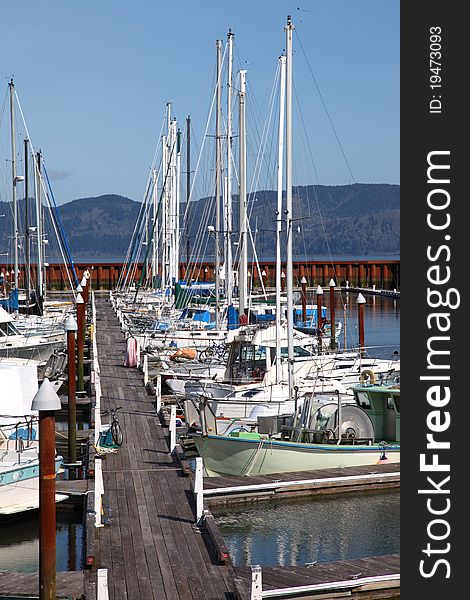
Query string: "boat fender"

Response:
xmin=360 ymin=369 xmax=376 ymax=385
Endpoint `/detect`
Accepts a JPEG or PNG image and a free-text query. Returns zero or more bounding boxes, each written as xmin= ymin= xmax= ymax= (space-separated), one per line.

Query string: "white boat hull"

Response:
xmin=192 ymin=434 xmax=400 ymax=477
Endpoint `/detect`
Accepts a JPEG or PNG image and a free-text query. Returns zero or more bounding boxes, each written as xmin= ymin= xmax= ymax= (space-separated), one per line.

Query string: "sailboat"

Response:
xmin=189 ymin=16 xmax=400 ymax=475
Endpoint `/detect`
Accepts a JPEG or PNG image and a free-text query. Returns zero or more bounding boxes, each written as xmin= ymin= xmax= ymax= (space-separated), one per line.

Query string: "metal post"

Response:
xmin=9 ymin=79 xmax=19 ymax=291
xmin=238 ymin=70 xmax=248 ymax=315
xmin=215 ymin=39 xmax=223 ymax=329
xmin=66 ymin=315 xmax=78 ymax=470
xmin=285 ymin=15 xmax=295 ymax=401
xmin=316 ymin=285 xmax=323 ymax=347
xmin=251 ymin=565 xmax=263 ymax=600
xmin=76 ymin=293 xmax=85 ymax=393
xmin=24 ymin=138 xmax=31 ymax=308
xmin=301 ymin=276 xmax=307 ymax=324
xmin=169 ymin=404 xmax=176 ymax=453
xmin=194 ymin=456 xmax=204 ymax=523
xmin=329 ymin=278 xmax=337 ymax=349
xmin=156 ymin=374 xmax=162 ymax=413
xmin=357 ymin=293 xmax=366 ymax=356
xmin=32 ymin=379 xmax=62 ymax=600
xmin=225 ymin=29 xmax=234 ymax=305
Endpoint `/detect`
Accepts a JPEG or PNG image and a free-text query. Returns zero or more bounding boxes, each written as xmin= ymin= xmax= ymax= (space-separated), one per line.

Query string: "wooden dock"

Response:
xmin=91 ymin=297 xmax=237 ymax=599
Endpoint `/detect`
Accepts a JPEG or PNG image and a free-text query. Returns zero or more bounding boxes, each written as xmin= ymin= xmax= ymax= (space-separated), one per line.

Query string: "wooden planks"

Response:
xmin=93 ymin=298 xmax=236 ymax=599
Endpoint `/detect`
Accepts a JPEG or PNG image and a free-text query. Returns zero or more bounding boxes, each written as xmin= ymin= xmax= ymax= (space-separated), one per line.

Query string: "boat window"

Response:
xmin=279 ymin=346 xmax=313 ymax=358
xmin=356 ymin=391 xmax=372 ymax=409
xmin=0 ymin=322 xmax=20 ymax=336
xmin=392 ymin=395 xmax=400 ymax=413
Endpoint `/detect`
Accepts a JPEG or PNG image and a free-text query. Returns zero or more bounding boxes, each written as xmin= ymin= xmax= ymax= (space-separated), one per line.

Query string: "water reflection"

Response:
xmin=0 ymin=510 xmax=84 ymax=572
xmin=214 ymin=490 xmax=400 ymax=567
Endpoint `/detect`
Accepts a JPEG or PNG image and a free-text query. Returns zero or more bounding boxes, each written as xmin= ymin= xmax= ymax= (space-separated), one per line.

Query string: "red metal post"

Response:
xmin=77 ymin=297 xmax=85 ymax=393
xmin=329 ymin=279 xmax=336 ymax=349
xmin=39 ymin=411 xmax=57 ymax=600
xmin=301 ymin=277 xmax=307 ymax=324
xmin=67 ymin=329 xmax=76 ymax=465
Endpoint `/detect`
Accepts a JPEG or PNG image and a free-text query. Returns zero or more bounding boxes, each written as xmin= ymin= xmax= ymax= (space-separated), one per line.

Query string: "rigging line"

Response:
xmin=122 ymin=171 xmax=157 ymax=290
xmin=292 ymin=84 xmax=345 ymax=292
xmin=133 ymin=139 xmax=177 ymax=303
xmin=14 ymin=91 xmax=76 ymax=294
xmin=43 ymin=165 xmax=78 ymax=286
xmin=181 ymin=42 xmax=228 ymax=234
xmin=119 ymin=112 xmax=167 ymax=289
xmin=295 ymin=30 xmax=356 ymax=184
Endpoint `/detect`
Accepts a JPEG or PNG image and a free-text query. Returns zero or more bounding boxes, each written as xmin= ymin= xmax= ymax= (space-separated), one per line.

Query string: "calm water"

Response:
xmin=0 ymin=510 xmax=83 ymax=572
xmin=213 ymin=490 xmax=400 ymax=566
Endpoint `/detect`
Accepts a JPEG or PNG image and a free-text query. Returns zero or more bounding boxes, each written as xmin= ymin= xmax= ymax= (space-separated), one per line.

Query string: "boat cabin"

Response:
xmin=352 ymin=383 xmax=400 ymax=443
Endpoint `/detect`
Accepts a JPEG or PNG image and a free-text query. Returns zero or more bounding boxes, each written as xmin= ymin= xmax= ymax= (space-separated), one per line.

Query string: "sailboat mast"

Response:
xmin=175 ymin=126 xmax=181 ymax=283
xmin=152 ymin=168 xmax=158 ymax=288
xmin=24 ymin=138 xmax=31 ymax=307
xmin=161 ymin=133 xmax=167 ymax=291
xmin=215 ymin=39 xmax=223 ymax=329
xmin=275 ymin=55 xmax=286 ymax=383
xmin=170 ymin=117 xmax=178 ymax=285
xmin=35 ymin=151 xmax=44 ymax=299
xmin=225 ymin=29 xmax=234 ymax=305
xmin=285 ymin=16 xmax=295 ymax=399
xmin=9 ymin=79 xmax=19 ymax=291
xmin=238 ymin=69 xmax=248 ymax=316
xmin=186 ymin=115 xmax=191 ymax=272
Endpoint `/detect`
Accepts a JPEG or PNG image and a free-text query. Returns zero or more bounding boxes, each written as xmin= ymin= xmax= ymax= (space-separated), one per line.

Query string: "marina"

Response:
xmin=1 ymin=6 xmax=400 ymax=599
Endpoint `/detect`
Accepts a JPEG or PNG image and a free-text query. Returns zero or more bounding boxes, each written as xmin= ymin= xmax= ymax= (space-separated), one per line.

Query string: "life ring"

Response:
xmin=360 ymin=369 xmax=376 ymax=385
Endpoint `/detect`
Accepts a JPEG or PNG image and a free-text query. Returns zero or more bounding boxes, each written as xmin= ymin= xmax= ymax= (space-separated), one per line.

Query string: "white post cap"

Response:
xmin=329 ymin=279 xmax=336 ymax=287
xmin=76 ymin=293 xmax=84 ymax=305
xmin=316 ymin=285 xmax=323 ymax=295
xmin=357 ymin=293 xmax=366 ymax=304
xmin=65 ymin=314 xmax=78 ymax=331
xmin=80 ymin=276 xmax=87 ymax=287
xmin=32 ymin=378 xmax=61 ymax=411
xmin=301 ymin=276 xmax=307 ymax=284
xmin=76 ymin=283 xmax=83 ymax=293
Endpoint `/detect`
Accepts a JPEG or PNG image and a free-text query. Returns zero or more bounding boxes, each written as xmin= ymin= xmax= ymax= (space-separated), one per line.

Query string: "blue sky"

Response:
xmin=0 ymin=0 xmax=399 ymax=205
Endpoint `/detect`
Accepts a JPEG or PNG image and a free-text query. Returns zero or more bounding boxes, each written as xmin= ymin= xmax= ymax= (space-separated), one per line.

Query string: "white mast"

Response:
xmin=225 ymin=29 xmax=234 ymax=305
xmin=175 ymin=126 xmax=181 ymax=284
xmin=34 ymin=151 xmax=44 ymax=298
xmin=238 ymin=69 xmax=248 ymax=316
xmin=285 ymin=15 xmax=295 ymax=401
xmin=215 ymin=39 xmax=223 ymax=329
xmin=170 ymin=117 xmax=178 ymax=285
xmin=9 ymin=79 xmax=19 ymax=291
xmin=151 ymin=168 xmax=158 ymax=288
xmin=275 ymin=55 xmax=287 ymax=384
xmin=161 ymin=133 xmax=167 ymax=291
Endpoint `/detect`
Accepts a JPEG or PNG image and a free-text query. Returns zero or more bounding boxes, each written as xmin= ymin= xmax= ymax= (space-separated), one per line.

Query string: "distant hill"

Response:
xmin=0 ymin=184 xmax=399 ymax=262
xmin=187 ymin=183 xmax=400 ymax=258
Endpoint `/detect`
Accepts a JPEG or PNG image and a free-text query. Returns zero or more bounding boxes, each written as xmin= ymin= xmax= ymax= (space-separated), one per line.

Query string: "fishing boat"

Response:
xmin=190 ymin=381 xmax=400 ymax=476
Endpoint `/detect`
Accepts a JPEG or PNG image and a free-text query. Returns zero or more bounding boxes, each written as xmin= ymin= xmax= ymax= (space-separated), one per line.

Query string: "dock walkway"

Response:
xmin=93 ymin=297 xmax=236 ymax=599
xmin=90 ymin=296 xmax=399 ymax=600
